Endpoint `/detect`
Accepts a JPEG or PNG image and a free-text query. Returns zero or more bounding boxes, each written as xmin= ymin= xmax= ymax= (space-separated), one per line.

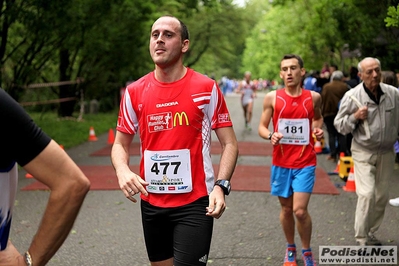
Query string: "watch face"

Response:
xmin=224 ymin=180 xmax=231 ymax=192
xmin=216 ymin=180 xmax=231 ymax=195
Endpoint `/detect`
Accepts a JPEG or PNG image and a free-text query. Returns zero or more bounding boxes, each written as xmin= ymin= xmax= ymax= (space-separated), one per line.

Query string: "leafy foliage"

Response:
xmin=1 ymin=0 xmax=398 ymax=119
xmin=242 ymin=0 xmax=399 ymax=81
xmin=385 ymin=4 xmax=399 ymax=27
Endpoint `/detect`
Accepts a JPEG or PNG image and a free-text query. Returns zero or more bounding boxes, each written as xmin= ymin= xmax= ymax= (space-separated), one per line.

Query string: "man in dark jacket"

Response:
xmin=321 ymin=70 xmax=350 ymax=161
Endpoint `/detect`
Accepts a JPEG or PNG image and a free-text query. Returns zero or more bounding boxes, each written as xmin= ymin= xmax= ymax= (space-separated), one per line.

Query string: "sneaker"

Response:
xmin=389 ymin=197 xmax=399 ymax=207
xmin=283 ymin=247 xmax=297 ymax=266
xmin=367 ymin=233 xmax=381 ymax=245
xmin=302 ymin=251 xmax=317 ymax=266
xmin=356 ymin=238 xmax=367 ymax=246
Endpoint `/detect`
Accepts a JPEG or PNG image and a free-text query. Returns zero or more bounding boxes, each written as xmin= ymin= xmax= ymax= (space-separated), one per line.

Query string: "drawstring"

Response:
xmin=279 ymin=145 xmax=305 ymax=158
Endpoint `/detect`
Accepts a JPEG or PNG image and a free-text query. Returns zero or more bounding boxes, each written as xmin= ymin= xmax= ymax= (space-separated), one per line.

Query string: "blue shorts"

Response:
xmin=270 ymin=165 xmax=316 ymax=198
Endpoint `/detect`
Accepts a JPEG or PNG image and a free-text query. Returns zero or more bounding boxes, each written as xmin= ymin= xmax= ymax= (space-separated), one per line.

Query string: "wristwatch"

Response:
xmin=214 ymin=179 xmax=231 ymax=195
xmin=24 ymin=251 xmax=33 ymax=266
xmin=267 ymin=132 xmax=274 ymax=140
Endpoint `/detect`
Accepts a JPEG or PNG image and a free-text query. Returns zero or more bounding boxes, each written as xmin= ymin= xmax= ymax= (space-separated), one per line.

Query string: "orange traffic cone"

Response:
xmin=343 ymin=166 xmax=356 ymax=192
xmin=332 ymin=152 xmax=345 ymax=174
xmin=88 ymin=126 xmax=98 ymax=141
xmin=314 ymin=140 xmax=322 ymax=154
xmin=25 ymin=172 xmax=34 ymax=178
xmin=107 ymin=128 xmax=115 ymax=145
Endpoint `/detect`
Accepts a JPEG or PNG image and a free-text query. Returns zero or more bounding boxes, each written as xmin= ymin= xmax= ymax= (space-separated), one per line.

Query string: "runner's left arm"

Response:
xmin=206 ymin=127 xmax=238 ymax=219
xmin=311 ymin=91 xmax=324 ymax=140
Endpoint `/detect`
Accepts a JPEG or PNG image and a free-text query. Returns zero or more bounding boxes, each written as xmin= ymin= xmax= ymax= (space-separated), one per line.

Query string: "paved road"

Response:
xmin=11 ymin=91 xmax=399 ymax=265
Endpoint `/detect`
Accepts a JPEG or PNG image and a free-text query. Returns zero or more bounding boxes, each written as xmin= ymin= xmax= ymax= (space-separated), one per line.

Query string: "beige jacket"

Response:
xmin=334 ymin=82 xmax=399 ymax=153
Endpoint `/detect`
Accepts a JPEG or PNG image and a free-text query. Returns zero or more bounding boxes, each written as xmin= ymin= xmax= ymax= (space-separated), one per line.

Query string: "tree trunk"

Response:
xmin=58 ymin=48 xmax=76 ymax=117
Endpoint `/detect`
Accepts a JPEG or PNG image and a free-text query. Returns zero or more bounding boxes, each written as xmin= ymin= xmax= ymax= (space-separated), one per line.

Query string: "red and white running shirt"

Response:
xmin=116 ymin=68 xmax=233 ymax=207
xmin=272 ymin=89 xmax=317 ymax=168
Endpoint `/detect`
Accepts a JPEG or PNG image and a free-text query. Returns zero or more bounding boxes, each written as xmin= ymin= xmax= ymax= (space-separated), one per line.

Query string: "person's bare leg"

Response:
xmin=151 ymin=258 xmax=173 ymax=266
xmin=242 ymin=104 xmax=248 ymax=125
xmin=278 ymin=195 xmax=295 ymax=245
xmin=293 ymin=192 xmax=312 ymax=249
xmin=247 ymin=101 xmax=254 ymax=125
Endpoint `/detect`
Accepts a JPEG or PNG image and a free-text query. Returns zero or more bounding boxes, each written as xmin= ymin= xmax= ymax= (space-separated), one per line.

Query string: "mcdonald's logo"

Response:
xmin=173 ymin=112 xmax=189 ymax=126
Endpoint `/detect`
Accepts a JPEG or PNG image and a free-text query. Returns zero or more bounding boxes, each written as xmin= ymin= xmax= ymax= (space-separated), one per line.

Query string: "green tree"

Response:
xmin=1 ymin=0 xmax=70 ymax=100
xmin=385 ymin=4 xmax=399 ymax=27
xmin=242 ymin=0 xmax=399 ymax=80
xmin=183 ymin=0 xmax=249 ymax=79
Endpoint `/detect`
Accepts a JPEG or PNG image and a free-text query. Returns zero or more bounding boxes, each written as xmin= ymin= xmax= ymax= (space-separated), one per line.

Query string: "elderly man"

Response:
xmin=334 ymin=57 xmax=399 ymax=246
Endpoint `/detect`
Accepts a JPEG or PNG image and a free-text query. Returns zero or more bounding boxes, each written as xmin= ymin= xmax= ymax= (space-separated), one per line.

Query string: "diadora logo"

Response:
xmin=156 ymin=101 xmax=179 ymax=108
xmin=173 ymin=112 xmax=189 ymax=126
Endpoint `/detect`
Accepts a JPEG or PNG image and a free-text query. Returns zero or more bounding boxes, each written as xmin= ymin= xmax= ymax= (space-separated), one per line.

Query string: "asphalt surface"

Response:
xmin=10 ymin=91 xmax=399 ymax=266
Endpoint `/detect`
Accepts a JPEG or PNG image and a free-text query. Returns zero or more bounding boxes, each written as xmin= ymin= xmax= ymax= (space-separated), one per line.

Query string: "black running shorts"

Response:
xmin=141 ymin=196 xmax=214 ymax=265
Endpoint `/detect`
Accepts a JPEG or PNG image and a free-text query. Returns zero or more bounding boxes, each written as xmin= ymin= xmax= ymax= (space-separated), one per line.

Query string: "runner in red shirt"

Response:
xmin=111 ymin=16 xmax=238 ymax=266
xmin=258 ymin=54 xmax=323 ymax=266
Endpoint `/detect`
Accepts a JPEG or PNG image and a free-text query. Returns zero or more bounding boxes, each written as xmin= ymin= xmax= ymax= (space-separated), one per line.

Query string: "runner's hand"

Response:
xmin=271 ymin=132 xmax=283 ymax=145
xmin=0 ymin=241 xmax=25 ymax=266
xmin=313 ymin=127 xmax=324 ymax=141
xmin=118 ymin=171 xmax=149 ymax=203
xmin=206 ymin=187 xmax=226 ymax=219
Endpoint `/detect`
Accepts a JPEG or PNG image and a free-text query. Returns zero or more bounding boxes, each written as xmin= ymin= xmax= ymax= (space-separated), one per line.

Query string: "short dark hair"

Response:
xmin=178 ymin=18 xmax=189 ymax=41
xmin=381 ymin=70 xmax=398 ymax=87
xmin=160 ymin=15 xmax=189 ymax=41
xmin=281 ymin=54 xmax=304 ymax=68
xmin=349 ymin=66 xmax=358 ymax=79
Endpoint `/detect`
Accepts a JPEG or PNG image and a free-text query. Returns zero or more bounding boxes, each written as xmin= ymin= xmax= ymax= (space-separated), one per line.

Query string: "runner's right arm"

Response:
xmin=111 ymin=131 xmax=148 ymax=203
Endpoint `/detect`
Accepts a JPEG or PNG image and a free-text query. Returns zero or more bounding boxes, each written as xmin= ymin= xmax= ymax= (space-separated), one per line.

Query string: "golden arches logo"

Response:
xmin=173 ymin=112 xmax=189 ymax=126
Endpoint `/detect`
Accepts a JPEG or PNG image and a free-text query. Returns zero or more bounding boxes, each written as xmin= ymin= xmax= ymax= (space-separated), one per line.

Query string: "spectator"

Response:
xmin=321 ymin=71 xmax=350 ymax=161
xmin=320 ymin=62 xmax=330 ymax=79
xmin=346 ymin=66 xmax=360 ymax=88
xmin=334 ymin=57 xmax=399 ymax=245
xmin=303 ymin=70 xmax=322 ymax=93
xmin=380 ymin=71 xmax=399 ymax=207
